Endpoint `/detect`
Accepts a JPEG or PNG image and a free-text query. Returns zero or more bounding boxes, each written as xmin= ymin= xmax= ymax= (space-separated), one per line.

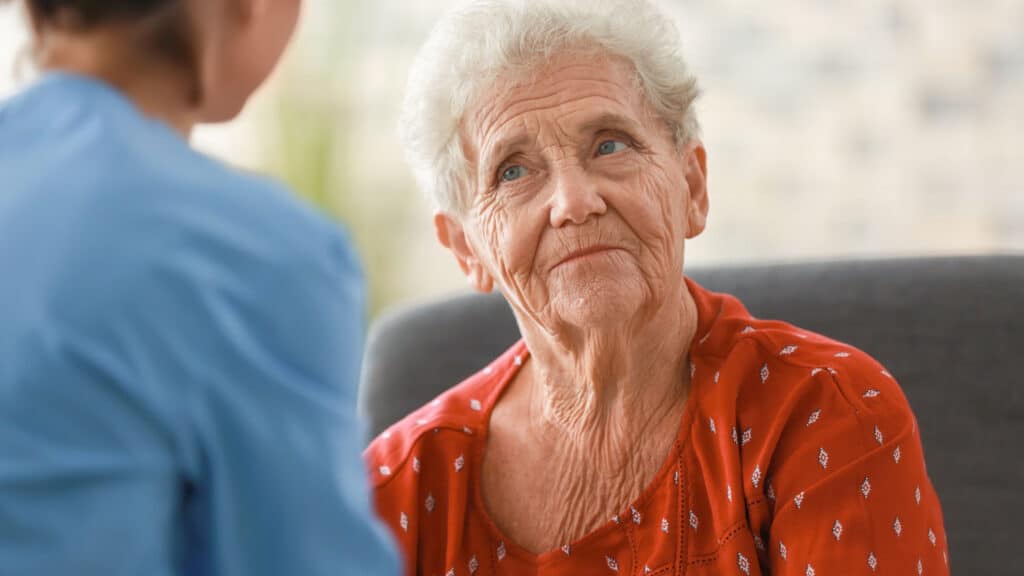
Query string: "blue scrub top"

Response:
xmin=0 ymin=73 xmax=400 ymax=576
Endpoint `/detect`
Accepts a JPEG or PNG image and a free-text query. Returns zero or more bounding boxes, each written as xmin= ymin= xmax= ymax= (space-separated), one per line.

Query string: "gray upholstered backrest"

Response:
xmin=359 ymin=255 xmax=1023 ymax=575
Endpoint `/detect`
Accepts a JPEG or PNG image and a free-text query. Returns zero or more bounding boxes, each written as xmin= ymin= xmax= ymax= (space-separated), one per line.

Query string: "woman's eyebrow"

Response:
xmin=480 ymin=132 xmax=532 ymax=173
xmin=577 ymin=112 xmax=645 ymax=136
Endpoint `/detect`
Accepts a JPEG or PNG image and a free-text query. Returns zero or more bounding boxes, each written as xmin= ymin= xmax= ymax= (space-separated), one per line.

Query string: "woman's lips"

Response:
xmin=551 ymin=245 xmax=624 ymax=271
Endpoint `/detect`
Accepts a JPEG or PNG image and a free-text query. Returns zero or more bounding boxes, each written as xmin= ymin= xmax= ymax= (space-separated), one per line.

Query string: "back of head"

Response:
xmin=8 ymin=0 xmax=194 ymax=75
xmin=3 ymin=0 xmax=301 ymax=126
xmin=23 ymin=0 xmax=181 ymax=28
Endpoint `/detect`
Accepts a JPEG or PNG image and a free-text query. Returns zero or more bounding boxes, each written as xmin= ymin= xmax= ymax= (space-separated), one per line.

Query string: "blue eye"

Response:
xmin=597 ymin=140 xmax=628 ymax=156
xmin=500 ymin=165 xmax=527 ymax=182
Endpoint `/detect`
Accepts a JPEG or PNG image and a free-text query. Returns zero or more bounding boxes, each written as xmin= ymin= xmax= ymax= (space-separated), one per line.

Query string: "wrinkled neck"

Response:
xmin=518 ymin=282 xmax=699 ymax=465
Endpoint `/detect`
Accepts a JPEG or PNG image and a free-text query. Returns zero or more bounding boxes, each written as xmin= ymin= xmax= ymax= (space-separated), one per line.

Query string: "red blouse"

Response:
xmin=365 ymin=280 xmax=949 ymax=575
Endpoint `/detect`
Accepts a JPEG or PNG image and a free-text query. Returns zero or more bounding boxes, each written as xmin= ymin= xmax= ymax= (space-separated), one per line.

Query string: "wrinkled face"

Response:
xmin=438 ymin=51 xmax=708 ymax=333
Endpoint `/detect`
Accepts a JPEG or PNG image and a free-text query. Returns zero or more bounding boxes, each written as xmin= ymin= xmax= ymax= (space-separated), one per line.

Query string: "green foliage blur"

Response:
xmin=264 ymin=2 xmax=415 ymax=319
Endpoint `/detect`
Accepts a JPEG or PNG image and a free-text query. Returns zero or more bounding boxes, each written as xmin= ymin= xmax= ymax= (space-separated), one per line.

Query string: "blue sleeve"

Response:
xmin=150 ymin=224 xmax=401 ymax=576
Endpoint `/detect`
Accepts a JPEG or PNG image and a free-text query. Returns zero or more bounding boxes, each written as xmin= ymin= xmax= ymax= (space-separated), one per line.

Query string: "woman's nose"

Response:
xmin=548 ymin=164 xmax=607 ymax=227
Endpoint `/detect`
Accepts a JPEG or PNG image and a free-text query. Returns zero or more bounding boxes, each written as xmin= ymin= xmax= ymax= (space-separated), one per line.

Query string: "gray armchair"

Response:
xmin=359 ymin=255 xmax=1023 ymax=575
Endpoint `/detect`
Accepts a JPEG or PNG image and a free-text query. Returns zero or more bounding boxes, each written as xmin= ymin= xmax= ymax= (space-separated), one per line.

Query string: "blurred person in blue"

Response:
xmin=0 ymin=0 xmax=399 ymax=574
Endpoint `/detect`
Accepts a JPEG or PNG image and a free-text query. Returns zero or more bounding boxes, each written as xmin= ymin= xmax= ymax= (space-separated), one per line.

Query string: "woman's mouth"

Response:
xmin=551 ymin=245 xmax=624 ymax=271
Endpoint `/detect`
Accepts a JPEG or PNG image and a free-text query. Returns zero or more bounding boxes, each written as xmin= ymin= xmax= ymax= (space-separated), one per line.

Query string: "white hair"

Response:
xmin=399 ymin=0 xmax=701 ymax=213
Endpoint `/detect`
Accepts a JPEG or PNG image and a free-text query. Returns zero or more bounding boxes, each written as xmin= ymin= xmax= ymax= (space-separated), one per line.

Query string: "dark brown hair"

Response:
xmin=28 ymin=0 xmax=177 ymax=26
xmin=6 ymin=0 xmax=195 ymax=75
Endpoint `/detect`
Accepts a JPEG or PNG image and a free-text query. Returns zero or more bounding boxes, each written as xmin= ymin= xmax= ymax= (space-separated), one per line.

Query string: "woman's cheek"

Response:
xmin=499 ymin=217 xmax=533 ymax=273
xmin=639 ymin=171 xmax=683 ymax=231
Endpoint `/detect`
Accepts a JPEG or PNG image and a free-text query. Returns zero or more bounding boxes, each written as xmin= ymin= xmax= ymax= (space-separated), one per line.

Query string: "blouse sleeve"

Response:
xmin=761 ymin=352 xmax=949 ymax=576
xmin=366 ymin=441 xmax=422 ymax=576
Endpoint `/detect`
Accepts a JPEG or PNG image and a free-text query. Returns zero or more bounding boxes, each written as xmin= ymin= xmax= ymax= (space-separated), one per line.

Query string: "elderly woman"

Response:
xmin=367 ymin=1 xmax=947 ymax=574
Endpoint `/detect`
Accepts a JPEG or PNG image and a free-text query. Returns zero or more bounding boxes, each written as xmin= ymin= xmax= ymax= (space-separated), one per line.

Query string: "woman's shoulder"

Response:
xmin=694 ymin=306 xmax=913 ymax=417
xmin=684 ymin=292 xmax=945 ymax=572
xmin=2 ymin=125 xmax=358 ymax=363
xmin=117 ymin=126 xmax=337 ymax=254
xmin=107 ymin=125 xmax=354 ymax=293
xmin=688 ymin=302 xmax=919 ymax=486
xmin=9 ymin=74 xmax=339 ymax=254
xmin=364 ymin=340 xmax=527 ymax=489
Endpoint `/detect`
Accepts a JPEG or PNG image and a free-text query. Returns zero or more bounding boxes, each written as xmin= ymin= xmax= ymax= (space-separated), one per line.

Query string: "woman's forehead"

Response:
xmin=466 ymin=53 xmax=655 ymax=150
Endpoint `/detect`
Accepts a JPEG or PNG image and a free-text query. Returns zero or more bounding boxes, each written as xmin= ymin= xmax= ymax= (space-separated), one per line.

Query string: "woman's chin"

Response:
xmin=548 ymin=280 xmax=646 ymax=329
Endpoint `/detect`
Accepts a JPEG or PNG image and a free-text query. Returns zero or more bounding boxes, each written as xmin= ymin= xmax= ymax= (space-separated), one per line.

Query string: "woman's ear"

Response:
xmin=434 ymin=212 xmax=494 ymax=293
xmin=682 ymin=140 xmax=709 ymax=239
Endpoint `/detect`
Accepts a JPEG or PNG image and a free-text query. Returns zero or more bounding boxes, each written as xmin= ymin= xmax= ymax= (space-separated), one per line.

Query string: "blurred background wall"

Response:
xmin=2 ymin=0 xmax=1022 ymax=316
